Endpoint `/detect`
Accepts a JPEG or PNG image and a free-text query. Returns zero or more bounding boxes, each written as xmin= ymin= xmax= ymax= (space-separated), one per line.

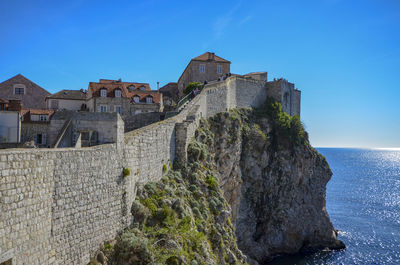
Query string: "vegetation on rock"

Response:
xmin=105 ymin=136 xmax=246 ymax=264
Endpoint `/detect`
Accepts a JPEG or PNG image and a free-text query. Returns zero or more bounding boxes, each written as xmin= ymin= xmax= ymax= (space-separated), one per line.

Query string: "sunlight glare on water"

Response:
xmin=267 ymin=148 xmax=400 ymax=265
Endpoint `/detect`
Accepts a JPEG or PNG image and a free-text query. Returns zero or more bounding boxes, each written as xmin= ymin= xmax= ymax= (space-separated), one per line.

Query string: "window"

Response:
xmin=34 ymin=133 xmax=47 ymax=145
xmin=115 ymin=105 xmax=122 ymax=114
xmin=81 ymin=131 xmax=90 ymax=141
xmin=100 ymin=89 xmax=107 ymax=97
xmin=115 ymin=90 xmax=121 ymax=97
xmin=140 ymin=86 xmax=146 ymax=91
xmin=146 ymin=96 xmax=153 ymax=103
xmin=133 ymin=96 xmax=140 ymax=103
xmin=200 ymin=65 xmax=205 ymax=73
xmin=50 ymin=100 xmax=59 ymax=109
xmin=217 ymin=65 xmax=222 ymax=74
xmin=39 ymin=115 xmax=48 ymax=121
xmin=99 ymin=105 xmax=107 ymax=112
xmin=129 ymin=85 xmax=135 ymax=91
xmin=14 ymin=87 xmax=24 ymax=95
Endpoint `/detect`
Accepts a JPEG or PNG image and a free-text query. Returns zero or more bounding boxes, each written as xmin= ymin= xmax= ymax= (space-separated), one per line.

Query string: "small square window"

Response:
xmin=115 ymin=105 xmax=122 ymax=113
xmin=146 ymin=97 xmax=153 ymax=103
xmin=133 ymin=96 xmax=140 ymax=103
xmin=100 ymin=105 xmax=107 ymax=112
xmin=14 ymin=87 xmax=24 ymax=95
xmin=217 ymin=65 xmax=222 ymax=74
xmin=115 ymin=90 xmax=121 ymax=97
xmin=100 ymin=89 xmax=107 ymax=97
xmin=39 ymin=115 xmax=48 ymax=121
xmin=200 ymin=65 xmax=205 ymax=73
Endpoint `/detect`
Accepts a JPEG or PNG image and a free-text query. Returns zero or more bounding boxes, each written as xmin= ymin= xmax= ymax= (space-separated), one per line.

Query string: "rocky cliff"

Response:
xmin=194 ymin=99 xmax=345 ymax=264
xmin=98 ymin=98 xmax=344 ymax=265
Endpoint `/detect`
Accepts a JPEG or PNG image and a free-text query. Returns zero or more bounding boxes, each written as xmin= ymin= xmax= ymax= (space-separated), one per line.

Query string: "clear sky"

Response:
xmin=0 ymin=0 xmax=399 ymax=148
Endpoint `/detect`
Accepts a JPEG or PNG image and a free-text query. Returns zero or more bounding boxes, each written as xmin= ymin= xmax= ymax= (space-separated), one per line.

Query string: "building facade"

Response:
xmin=0 ymin=74 xmax=50 ymax=109
xmin=177 ymin=52 xmax=231 ymax=95
xmin=46 ymin=89 xmax=88 ymax=111
xmin=87 ymin=79 xmax=163 ymax=118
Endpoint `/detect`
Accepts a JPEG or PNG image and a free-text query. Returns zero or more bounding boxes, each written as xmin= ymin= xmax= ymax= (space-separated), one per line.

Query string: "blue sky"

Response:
xmin=0 ymin=0 xmax=399 ymax=148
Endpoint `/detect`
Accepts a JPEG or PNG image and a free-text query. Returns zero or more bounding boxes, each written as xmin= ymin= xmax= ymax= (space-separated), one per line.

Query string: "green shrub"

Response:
xmin=113 ymin=230 xmax=153 ymax=265
xmin=141 ymin=198 xmax=158 ymax=215
xmin=205 ymin=175 xmax=218 ymax=190
xmin=184 ymin=82 xmax=202 ymax=96
xmin=262 ymin=96 xmax=306 ymax=145
xmin=163 ymin=164 xmax=168 ymax=173
xmin=123 ymin=168 xmax=130 ymax=177
xmin=131 ymin=200 xmax=151 ymax=225
xmin=187 ymin=141 xmax=207 ymax=162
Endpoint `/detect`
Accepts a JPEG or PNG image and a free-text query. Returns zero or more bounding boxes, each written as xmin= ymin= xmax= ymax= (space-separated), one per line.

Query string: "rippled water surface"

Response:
xmin=268 ymin=148 xmax=400 ymax=265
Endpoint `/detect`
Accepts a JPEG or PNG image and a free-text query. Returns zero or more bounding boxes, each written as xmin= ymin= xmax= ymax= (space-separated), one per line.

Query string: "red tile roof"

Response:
xmin=21 ymin=108 xmax=55 ymax=122
xmin=88 ymin=79 xmax=161 ymax=104
xmin=129 ymin=91 xmax=162 ymax=104
xmin=192 ymin=52 xmax=230 ymax=63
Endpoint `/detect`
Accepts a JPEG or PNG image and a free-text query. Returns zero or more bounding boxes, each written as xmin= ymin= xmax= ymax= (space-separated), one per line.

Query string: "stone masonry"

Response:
xmin=0 ymin=75 xmax=299 ymax=265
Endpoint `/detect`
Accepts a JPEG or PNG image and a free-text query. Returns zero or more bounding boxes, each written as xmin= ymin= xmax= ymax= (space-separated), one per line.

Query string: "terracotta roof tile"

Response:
xmin=88 ymin=79 xmax=162 ymax=104
xmin=192 ymin=52 xmax=230 ymax=63
xmin=129 ymin=91 xmax=162 ymax=104
xmin=21 ymin=108 xmax=55 ymax=122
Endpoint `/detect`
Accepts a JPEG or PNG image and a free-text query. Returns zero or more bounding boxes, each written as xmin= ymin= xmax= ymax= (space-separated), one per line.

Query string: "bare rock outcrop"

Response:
xmin=195 ymin=104 xmax=344 ymax=264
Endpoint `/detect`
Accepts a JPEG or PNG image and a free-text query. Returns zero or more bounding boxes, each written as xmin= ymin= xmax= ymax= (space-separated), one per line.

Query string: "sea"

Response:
xmin=268 ymin=148 xmax=400 ymax=265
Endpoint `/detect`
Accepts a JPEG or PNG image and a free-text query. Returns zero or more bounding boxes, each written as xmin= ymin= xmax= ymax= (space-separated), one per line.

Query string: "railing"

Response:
xmin=176 ymin=92 xmax=192 ymax=110
xmin=54 ymin=119 xmax=72 ymax=148
xmin=176 ymin=85 xmax=204 ymax=111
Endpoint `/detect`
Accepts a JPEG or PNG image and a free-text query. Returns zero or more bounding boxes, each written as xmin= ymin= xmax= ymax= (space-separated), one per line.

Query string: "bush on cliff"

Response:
xmin=113 ymin=229 xmax=153 ymax=265
xmin=106 ymin=137 xmax=246 ymax=265
xmin=258 ymin=96 xmax=306 ymax=146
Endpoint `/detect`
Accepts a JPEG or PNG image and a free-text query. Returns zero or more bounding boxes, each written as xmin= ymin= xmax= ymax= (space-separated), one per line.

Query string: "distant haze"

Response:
xmin=0 ymin=0 xmax=399 ymax=148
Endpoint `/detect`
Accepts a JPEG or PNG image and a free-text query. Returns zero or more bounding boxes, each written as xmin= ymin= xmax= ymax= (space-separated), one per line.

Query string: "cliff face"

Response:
xmin=101 ymin=100 xmax=344 ymax=265
xmin=194 ymin=101 xmax=344 ymax=264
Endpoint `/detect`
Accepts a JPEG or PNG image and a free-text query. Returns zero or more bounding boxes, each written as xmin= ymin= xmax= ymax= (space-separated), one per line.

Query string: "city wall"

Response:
xmin=0 ymin=76 xmax=270 ymax=265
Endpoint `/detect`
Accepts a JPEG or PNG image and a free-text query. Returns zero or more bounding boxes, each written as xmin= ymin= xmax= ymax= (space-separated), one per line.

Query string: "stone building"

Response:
xmin=159 ymin=82 xmax=179 ymax=110
xmin=87 ymin=79 xmax=163 ymax=117
xmin=20 ymin=108 xmax=55 ymax=147
xmin=0 ymin=74 xmax=50 ymax=109
xmin=177 ymin=52 xmax=231 ymax=95
xmin=0 ymin=99 xmax=21 ymax=143
xmin=47 ymin=110 xmax=124 ymax=148
xmin=46 ymin=89 xmax=88 ymax=111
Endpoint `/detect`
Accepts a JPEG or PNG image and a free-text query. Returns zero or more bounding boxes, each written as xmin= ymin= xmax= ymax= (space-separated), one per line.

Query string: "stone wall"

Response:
xmin=266 ymin=78 xmax=301 ymax=116
xmin=21 ymin=122 xmax=49 ymax=146
xmin=123 ymin=112 xmax=162 ymax=132
xmin=0 ymin=75 xmax=297 ymax=265
xmin=0 ymin=145 xmax=130 ymax=265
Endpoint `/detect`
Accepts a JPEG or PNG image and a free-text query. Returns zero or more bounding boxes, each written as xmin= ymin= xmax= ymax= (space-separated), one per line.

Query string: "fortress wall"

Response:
xmin=205 ymin=81 xmax=229 ymax=117
xmin=50 ymin=145 xmax=126 ymax=265
xmin=291 ymin=89 xmax=301 ymax=116
xmin=234 ymin=77 xmax=267 ymax=109
xmin=0 ymin=145 xmax=128 ymax=265
xmin=0 ymin=75 xmax=274 ymax=265
xmin=0 ymin=151 xmax=55 ymax=265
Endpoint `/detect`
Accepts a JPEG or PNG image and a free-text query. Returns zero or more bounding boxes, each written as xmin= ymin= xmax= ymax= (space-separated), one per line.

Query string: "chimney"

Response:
xmin=157 ymin=82 xmax=160 ymax=90
xmin=208 ymin=52 xmax=215 ymax=60
xmin=8 ymin=99 xmax=22 ymax=111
